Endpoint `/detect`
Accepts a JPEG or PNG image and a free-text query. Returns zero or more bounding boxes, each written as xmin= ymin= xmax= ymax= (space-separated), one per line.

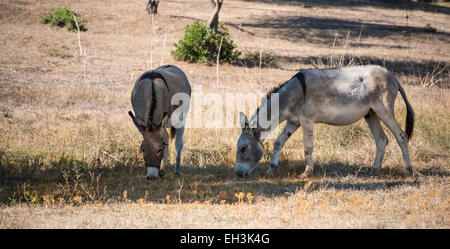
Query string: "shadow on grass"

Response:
xmin=234 ymin=58 xmax=279 ymax=69
xmin=241 ymin=14 xmax=450 ymax=46
xmin=246 ymin=54 xmax=449 ymax=88
xmin=2 ymin=154 xmax=447 ymax=205
xmin=170 ymin=1 xmax=450 ymax=43
xmin=287 ymin=54 xmax=448 ymax=71
xmin=241 ymin=0 xmax=450 ymax=15
xmin=168 ymin=14 xmax=257 ymax=36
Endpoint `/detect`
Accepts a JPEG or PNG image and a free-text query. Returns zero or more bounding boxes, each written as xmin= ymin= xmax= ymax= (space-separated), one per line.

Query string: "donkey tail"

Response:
xmin=397 ymin=82 xmax=415 ymax=141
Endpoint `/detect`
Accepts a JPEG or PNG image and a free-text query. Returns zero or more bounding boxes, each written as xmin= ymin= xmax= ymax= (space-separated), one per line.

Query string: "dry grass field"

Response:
xmin=0 ymin=0 xmax=449 ymax=228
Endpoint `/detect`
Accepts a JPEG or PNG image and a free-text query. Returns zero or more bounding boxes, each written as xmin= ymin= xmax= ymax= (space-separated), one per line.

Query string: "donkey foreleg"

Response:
xmin=174 ymin=127 xmax=185 ymax=176
xmin=159 ymin=145 xmax=169 ymax=177
xmin=266 ymin=121 xmax=299 ymax=176
xmin=300 ymin=119 xmax=314 ymax=179
xmin=159 ymin=128 xmax=170 ymax=177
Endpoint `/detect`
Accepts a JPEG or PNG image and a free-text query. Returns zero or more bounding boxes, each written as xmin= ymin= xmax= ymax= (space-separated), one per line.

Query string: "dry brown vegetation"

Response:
xmin=0 ymin=0 xmax=449 ymax=228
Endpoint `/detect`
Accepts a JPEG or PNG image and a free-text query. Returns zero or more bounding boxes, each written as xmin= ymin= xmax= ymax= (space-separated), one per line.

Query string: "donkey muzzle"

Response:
xmin=234 ymin=163 xmax=251 ymax=178
xmin=146 ymin=164 xmax=164 ymax=180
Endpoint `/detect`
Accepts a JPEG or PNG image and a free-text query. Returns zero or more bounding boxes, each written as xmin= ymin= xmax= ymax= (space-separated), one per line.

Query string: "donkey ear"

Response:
xmin=161 ymin=112 xmax=169 ymax=129
xmin=239 ymin=112 xmax=249 ymax=129
xmin=159 ymin=113 xmax=170 ymax=140
xmin=128 ymin=111 xmax=145 ymax=131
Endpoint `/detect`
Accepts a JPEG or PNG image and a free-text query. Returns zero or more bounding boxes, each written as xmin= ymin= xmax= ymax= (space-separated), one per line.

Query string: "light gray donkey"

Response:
xmin=129 ymin=65 xmax=191 ymax=179
xmin=235 ymin=65 xmax=414 ymax=178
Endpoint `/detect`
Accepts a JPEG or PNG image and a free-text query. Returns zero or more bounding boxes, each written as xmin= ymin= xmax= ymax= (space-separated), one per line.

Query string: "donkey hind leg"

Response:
xmin=300 ymin=119 xmax=314 ymax=179
xmin=174 ymin=127 xmax=185 ymax=176
xmin=364 ymin=112 xmax=389 ymax=176
xmin=373 ymin=105 xmax=413 ymax=176
xmin=266 ymin=121 xmax=300 ymax=176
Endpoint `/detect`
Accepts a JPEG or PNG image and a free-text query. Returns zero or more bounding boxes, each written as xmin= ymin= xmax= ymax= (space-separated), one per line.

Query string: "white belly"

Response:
xmin=314 ymin=105 xmax=370 ymax=126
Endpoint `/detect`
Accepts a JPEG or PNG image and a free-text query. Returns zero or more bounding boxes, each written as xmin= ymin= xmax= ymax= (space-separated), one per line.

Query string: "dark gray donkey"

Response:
xmin=235 ymin=65 xmax=414 ymax=178
xmin=129 ymin=65 xmax=191 ymax=179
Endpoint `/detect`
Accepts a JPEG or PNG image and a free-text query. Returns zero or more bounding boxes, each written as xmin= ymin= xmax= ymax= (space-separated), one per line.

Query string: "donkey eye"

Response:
xmin=240 ymin=146 xmax=247 ymax=153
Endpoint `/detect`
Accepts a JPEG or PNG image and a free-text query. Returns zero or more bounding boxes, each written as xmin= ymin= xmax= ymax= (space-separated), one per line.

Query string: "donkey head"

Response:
xmin=129 ymin=111 xmax=169 ymax=179
xmin=235 ymin=112 xmax=264 ymax=178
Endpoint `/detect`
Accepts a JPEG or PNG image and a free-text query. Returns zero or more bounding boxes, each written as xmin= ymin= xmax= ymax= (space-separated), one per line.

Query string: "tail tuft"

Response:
xmin=398 ymin=84 xmax=415 ymax=141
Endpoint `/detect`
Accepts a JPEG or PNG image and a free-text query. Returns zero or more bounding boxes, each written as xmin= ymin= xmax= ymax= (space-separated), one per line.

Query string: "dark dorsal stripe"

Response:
xmin=139 ymin=71 xmax=169 ymax=130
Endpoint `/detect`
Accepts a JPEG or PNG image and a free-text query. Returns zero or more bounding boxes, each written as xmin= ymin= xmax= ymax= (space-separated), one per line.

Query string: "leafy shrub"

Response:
xmin=41 ymin=5 xmax=86 ymax=32
xmin=243 ymin=50 xmax=278 ymax=67
xmin=171 ymin=21 xmax=240 ymax=64
xmin=424 ymin=24 xmax=437 ymax=33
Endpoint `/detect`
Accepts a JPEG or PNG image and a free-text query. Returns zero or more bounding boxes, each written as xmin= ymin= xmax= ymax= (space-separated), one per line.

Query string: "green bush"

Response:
xmin=424 ymin=24 xmax=437 ymax=33
xmin=171 ymin=21 xmax=240 ymax=65
xmin=41 ymin=5 xmax=86 ymax=32
xmin=243 ymin=50 xmax=278 ymax=67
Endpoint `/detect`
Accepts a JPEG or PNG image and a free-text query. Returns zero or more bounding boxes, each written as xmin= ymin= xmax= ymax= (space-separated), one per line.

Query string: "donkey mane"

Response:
xmin=266 ymin=82 xmax=287 ymax=99
xmin=254 ymin=72 xmax=307 ymax=122
xmin=266 ymin=72 xmax=306 ymax=99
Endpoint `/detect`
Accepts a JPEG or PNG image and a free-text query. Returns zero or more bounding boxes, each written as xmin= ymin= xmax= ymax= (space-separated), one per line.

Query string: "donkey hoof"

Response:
xmin=368 ymin=168 xmax=380 ymax=177
xmin=265 ymin=168 xmax=275 ymax=177
xmin=300 ymin=169 xmax=313 ymax=179
xmin=405 ymin=168 xmax=413 ymax=177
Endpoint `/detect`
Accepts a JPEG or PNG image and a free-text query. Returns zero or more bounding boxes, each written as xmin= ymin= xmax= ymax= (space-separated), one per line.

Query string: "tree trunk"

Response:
xmin=146 ymin=0 xmax=160 ymax=14
xmin=207 ymin=0 xmax=223 ymax=33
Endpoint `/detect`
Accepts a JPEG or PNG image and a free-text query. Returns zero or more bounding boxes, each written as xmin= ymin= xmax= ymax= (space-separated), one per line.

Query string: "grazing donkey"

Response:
xmin=129 ymin=65 xmax=191 ymax=179
xmin=235 ymin=65 xmax=414 ymax=178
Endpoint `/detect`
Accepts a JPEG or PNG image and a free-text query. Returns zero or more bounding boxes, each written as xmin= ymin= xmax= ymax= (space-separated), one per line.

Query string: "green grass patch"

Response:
xmin=243 ymin=50 xmax=279 ymax=68
xmin=47 ymin=47 xmax=72 ymax=58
